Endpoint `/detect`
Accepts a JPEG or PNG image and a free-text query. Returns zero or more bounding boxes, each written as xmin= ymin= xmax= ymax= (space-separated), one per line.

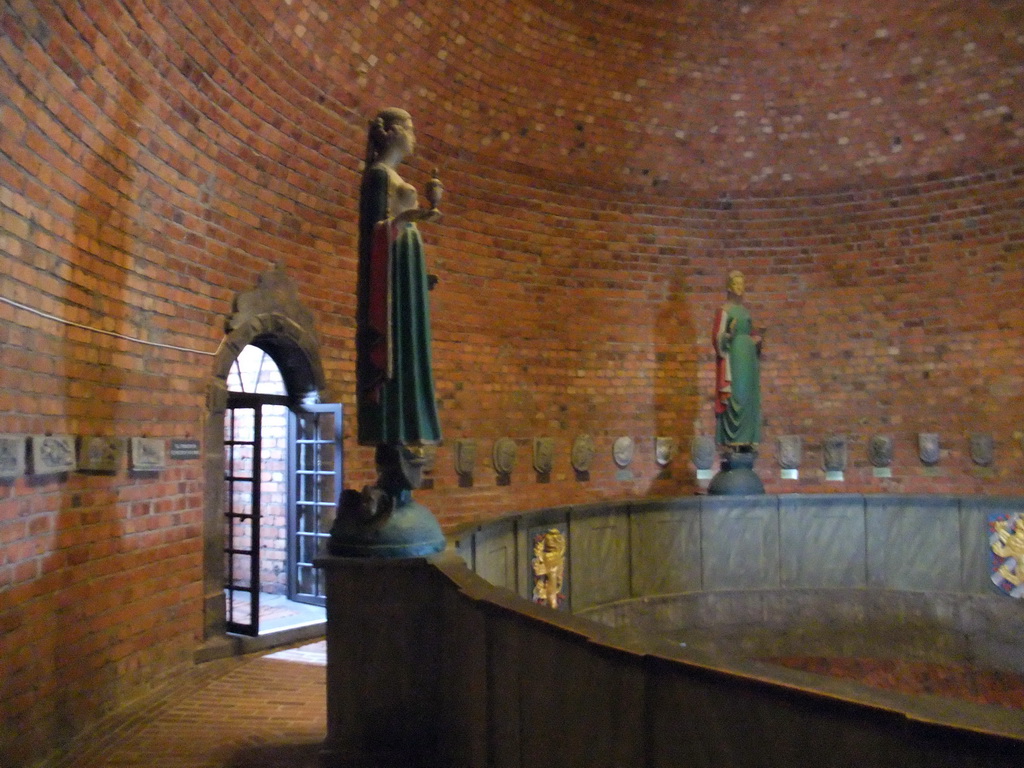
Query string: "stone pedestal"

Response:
xmin=707 ymin=450 xmax=765 ymax=495
xmin=315 ymin=555 xmax=445 ymax=768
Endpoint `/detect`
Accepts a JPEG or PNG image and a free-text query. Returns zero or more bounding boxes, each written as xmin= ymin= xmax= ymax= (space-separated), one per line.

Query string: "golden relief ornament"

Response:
xmin=532 ymin=528 xmax=567 ymax=609
xmin=990 ymin=511 xmax=1024 ymax=598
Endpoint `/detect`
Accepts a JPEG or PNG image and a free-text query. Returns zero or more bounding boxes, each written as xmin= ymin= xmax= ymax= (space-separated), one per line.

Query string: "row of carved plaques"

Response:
xmin=449 ymin=435 xmax=682 ymax=477
xmin=774 ymin=433 xmax=997 ymax=471
xmin=0 ymin=435 xmax=168 ymax=478
xmin=440 ymin=432 xmax=1003 ymax=478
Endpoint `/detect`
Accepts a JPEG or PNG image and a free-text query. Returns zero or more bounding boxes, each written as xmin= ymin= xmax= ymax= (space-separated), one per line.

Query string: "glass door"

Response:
xmin=287 ymin=404 xmax=343 ymax=605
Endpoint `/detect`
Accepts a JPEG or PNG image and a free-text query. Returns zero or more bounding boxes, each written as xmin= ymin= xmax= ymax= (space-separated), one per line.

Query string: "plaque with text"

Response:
xmin=169 ymin=439 xmax=201 ymax=460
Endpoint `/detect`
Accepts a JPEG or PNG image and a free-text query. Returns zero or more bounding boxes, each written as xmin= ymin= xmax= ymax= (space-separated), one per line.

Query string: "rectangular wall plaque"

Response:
xmin=130 ymin=437 xmax=166 ymax=471
xmin=0 ymin=434 xmax=26 ymax=479
xmin=825 ymin=470 xmax=844 ymax=482
xmin=78 ymin=436 xmax=124 ymax=473
xmin=780 ymin=469 xmax=799 ymax=480
xmin=872 ymin=467 xmax=893 ymax=478
xmin=31 ymin=434 xmax=77 ymax=475
xmin=696 ymin=469 xmax=714 ymax=481
xmin=169 ymin=439 xmax=201 ymax=460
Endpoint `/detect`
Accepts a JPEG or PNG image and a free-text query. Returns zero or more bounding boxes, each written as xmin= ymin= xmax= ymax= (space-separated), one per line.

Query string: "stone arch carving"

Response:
xmin=201 ymin=266 xmax=328 ymax=643
xmin=213 ymin=265 xmax=326 ymax=402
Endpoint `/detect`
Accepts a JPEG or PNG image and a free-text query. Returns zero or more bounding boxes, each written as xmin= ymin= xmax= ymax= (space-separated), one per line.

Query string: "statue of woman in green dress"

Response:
xmin=335 ymin=108 xmax=447 ymax=556
xmin=356 ymin=107 xmax=442 ymax=450
xmin=712 ymin=270 xmax=764 ymax=450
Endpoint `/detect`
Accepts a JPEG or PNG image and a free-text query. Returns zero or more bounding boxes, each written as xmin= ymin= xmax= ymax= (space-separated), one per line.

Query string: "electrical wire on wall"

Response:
xmin=0 ymin=295 xmax=217 ymax=356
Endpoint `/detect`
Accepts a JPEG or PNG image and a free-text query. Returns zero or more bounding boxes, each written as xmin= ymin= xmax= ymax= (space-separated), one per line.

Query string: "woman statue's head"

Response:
xmin=727 ymin=270 xmax=745 ymax=297
xmin=366 ymin=107 xmax=414 ymax=165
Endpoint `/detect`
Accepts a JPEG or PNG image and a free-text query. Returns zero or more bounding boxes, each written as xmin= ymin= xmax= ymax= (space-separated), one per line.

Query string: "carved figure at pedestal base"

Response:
xmin=329 ymin=444 xmax=444 ymax=558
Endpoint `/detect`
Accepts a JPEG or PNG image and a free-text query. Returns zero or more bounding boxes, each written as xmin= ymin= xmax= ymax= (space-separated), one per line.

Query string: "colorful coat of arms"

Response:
xmin=532 ymin=528 xmax=567 ymax=609
xmin=990 ymin=511 xmax=1024 ymax=598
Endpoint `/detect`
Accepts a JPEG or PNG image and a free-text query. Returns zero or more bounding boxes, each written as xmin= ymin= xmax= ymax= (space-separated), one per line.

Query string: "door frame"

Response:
xmin=202 ymin=267 xmax=328 ymax=642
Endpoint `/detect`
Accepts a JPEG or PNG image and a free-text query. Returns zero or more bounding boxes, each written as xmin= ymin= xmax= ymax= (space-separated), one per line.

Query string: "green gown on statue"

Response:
xmin=714 ymin=302 xmax=761 ymax=447
xmin=356 ymin=165 xmax=441 ymax=446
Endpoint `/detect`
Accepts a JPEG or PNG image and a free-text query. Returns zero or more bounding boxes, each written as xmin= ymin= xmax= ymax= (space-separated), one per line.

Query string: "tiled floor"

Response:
xmin=43 ymin=641 xmax=327 ymax=768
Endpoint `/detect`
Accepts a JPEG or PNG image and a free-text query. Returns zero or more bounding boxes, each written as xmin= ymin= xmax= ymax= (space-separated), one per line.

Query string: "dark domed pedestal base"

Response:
xmin=708 ymin=450 xmax=765 ymax=495
xmin=329 ymin=497 xmax=446 ymax=558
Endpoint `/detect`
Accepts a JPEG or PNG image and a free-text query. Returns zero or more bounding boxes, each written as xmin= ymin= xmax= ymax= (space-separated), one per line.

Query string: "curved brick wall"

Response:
xmin=1 ymin=0 xmax=1023 ymax=764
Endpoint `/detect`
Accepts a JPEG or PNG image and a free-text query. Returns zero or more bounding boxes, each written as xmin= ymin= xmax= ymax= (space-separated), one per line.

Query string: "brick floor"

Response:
xmin=42 ymin=642 xmax=327 ymax=768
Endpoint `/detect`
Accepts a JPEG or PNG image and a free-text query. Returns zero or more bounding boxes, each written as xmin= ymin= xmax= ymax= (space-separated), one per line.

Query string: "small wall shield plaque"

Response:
xmin=31 ymin=434 xmax=76 ymax=475
xmin=868 ymin=435 xmax=894 ymax=468
xmin=654 ymin=437 xmax=676 ymax=467
xmin=493 ymin=437 xmax=517 ymax=476
xmin=570 ymin=434 xmax=595 ymax=473
xmin=777 ymin=435 xmax=802 ymax=470
xmin=454 ymin=439 xmax=476 ymax=477
xmin=990 ymin=511 xmax=1024 ymax=598
xmin=918 ymin=433 xmax=940 ymax=466
xmin=0 ymin=434 xmax=26 ymax=479
xmin=533 ymin=437 xmax=554 ymax=474
xmin=612 ymin=436 xmax=635 ymax=468
xmin=822 ymin=435 xmax=847 ymax=473
xmin=78 ymin=437 xmax=124 ymax=473
xmin=130 ymin=438 xmax=165 ymax=471
xmin=690 ymin=435 xmax=715 ymax=471
xmin=969 ymin=433 xmax=994 ymax=467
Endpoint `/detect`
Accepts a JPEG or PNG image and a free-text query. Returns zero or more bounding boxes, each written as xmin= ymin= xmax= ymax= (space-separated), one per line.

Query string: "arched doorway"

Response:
xmin=202 ymin=267 xmax=339 ymax=642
